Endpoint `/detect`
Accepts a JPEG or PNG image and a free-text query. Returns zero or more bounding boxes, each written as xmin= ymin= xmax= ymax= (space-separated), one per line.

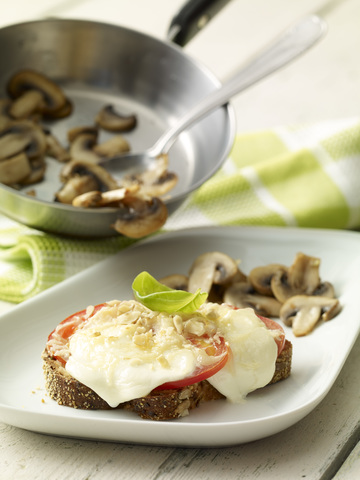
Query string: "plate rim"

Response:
xmin=0 ymin=225 xmax=359 ymax=446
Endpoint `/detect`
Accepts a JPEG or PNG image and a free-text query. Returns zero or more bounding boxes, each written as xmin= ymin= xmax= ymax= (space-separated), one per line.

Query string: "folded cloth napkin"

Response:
xmin=1 ymin=117 xmax=359 ymax=303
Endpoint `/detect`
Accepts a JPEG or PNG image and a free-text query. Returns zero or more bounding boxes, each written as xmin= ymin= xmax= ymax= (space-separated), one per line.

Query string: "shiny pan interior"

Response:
xmin=0 ymin=19 xmax=235 ymax=237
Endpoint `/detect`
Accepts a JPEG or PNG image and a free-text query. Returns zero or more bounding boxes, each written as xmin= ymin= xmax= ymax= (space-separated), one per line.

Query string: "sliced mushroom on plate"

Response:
xmin=112 ymin=195 xmax=168 ymax=239
xmin=271 ymin=252 xmax=322 ymax=303
xmin=224 ymin=281 xmax=282 ymax=317
xmin=159 ymin=274 xmax=189 ymax=291
xmin=249 ymin=263 xmax=287 ymax=296
xmin=280 ymin=295 xmax=342 ymax=336
xmin=187 ymin=251 xmax=238 ymax=295
xmin=312 ymin=281 xmax=335 ymax=298
xmin=95 ymin=104 xmax=137 ymax=132
xmin=7 ymin=70 xmax=72 ymax=119
xmin=160 ymin=250 xmax=341 ymax=336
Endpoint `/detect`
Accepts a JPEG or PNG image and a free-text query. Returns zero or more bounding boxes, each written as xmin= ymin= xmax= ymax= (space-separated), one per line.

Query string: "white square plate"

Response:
xmin=0 ymin=226 xmax=359 ymax=447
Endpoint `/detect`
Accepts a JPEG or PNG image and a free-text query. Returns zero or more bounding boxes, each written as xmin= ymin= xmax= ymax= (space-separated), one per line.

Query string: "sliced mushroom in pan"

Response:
xmin=60 ymin=160 xmax=118 ymax=189
xmin=55 ymin=175 xmax=99 ymax=204
xmin=0 ymin=98 xmax=12 ymax=131
xmin=122 ymin=154 xmax=178 ymax=197
xmin=93 ymin=135 xmax=130 ymax=157
xmin=95 ymin=105 xmax=137 ymax=132
xmin=0 ymin=152 xmax=32 ymax=185
xmin=0 ymin=120 xmax=47 ymax=161
xmin=43 ymin=129 xmax=71 ymax=163
xmin=67 ymin=126 xmax=100 ymax=164
xmin=21 ymin=158 xmax=47 ymax=185
xmin=112 ymin=195 xmax=168 ymax=239
xmin=7 ymin=70 xmax=71 ymax=119
xmin=8 ymin=89 xmax=45 ymax=119
xmin=56 ymin=160 xmax=119 ymax=204
xmin=72 ymin=185 xmax=139 ymax=208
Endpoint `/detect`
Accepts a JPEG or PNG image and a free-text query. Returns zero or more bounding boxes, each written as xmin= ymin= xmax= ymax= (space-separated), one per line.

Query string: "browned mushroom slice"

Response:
xmin=95 ymin=105 xmax=137 ymax=132
xmin=112 ymin=195 xmax=168 ymax=238
xmin=44 ymin=129 xmax=70 ymax=163
xmin=313 ymin=281 xmax=335 ymax=298
xmin=0 ymin=98 xmax=12 ymax=131
xmin=55 ymin=175 xmax=99 ymax=204
xmin=21 ymin=158 xmax=46 ymax=185
xmin=67 ymin=126 xmax=98 ymax=143
xmin=60 ymin=160 xmax=118 ymax=190
xmin=0 ymin=152 xmax=32 ymax=185
xmin=68 ymin=126 xmax=100 ymax=164
xmin=223 ymin=282 xmax=282 ymax=317
xmin=57 ymin=160 xmax=119 ymax=204
xmin=187 ymin=251 xmax=238 ymax=295
xmin=8 ymin=90 xmax=45 ymax=119
xmin=93 ymin=135 xmax=130 ymax=157
xmin=271 ymin=252 xmax=321 ymax=303
xmin=72 ymin=190 xmax=103 ymax=208
xmin=0 ymin=120 xmax=47 ymax=161
xmin=123 ymin=154 xmax=178 ymax=198
xmin=280 ymin=295 xmax=341 ymax=336
xmin=7 ymin=70 xmax=70 ymax=118
xmin=249 ymin=263 xmax=287 ymax=296
xmin=0 ymin=124 xmax=30 ymax=159
xmin=72 ymin=185 xmax=139 ymax=208
xmin=50 ymin=98 xmax=73 ymax=119
xmin=159 ymin=274 xmax=189 ymax=291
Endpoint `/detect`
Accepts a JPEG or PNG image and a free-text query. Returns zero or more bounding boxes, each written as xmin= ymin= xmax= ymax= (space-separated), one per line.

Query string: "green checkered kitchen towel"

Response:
xmin=1 ymin=117 xmax=359 ymax=303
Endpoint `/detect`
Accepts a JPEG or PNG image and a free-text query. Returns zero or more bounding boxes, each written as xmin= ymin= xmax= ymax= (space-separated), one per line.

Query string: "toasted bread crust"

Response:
xmin=269 ymin=339 xmax=292 ymax=384
xmin=42 ymin=339 xmax=292 ymax=420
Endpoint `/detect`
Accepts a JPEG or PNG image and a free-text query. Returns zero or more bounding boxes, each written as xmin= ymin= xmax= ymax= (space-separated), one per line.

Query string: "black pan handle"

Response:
xmin=167 ymin=0 xmax=232 ymax=46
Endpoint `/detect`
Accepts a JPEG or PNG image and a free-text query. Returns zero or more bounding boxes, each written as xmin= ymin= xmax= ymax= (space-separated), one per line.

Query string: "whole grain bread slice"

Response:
xmin=42 ymin=339 xmax=292 ymax=420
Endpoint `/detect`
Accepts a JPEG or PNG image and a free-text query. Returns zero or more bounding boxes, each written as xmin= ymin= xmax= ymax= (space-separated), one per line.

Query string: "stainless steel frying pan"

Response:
xmin=0 ymin=2 xmax=325 ymax=238
xmin=0 ymin=14 xmax=235 ymax=237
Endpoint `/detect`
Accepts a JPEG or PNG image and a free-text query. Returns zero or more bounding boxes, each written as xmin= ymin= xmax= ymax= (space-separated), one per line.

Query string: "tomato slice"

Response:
xmin=47 ymin=303 xmax=107 ymax=365
xmin=155 ymin=334 xmax=229 ymax=391
xmin=257 ymin=314 xmax=286 ymax=356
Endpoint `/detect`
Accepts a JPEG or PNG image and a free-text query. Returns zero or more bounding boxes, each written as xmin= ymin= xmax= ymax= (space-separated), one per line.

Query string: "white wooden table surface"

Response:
xmin=0 ymin=0 xmax=359 ymax=478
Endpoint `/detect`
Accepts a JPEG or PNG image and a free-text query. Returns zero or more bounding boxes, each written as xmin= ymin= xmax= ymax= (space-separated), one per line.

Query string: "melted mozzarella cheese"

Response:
xmin=65 ymin=300 xmax=277 ymax=407
xmin=65 ymin=300 xmax=218 ymax=407
xmin=199 ymin=304 xmax=277 ymax=403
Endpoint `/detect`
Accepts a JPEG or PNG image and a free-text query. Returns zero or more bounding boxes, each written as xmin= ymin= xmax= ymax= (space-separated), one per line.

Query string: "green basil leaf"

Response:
xmin=132 ymin=271 xmax=207 ymax=313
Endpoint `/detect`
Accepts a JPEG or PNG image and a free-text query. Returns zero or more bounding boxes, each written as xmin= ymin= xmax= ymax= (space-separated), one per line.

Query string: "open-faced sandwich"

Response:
xmin=42 ymin=272 xmax=292 ymax=420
